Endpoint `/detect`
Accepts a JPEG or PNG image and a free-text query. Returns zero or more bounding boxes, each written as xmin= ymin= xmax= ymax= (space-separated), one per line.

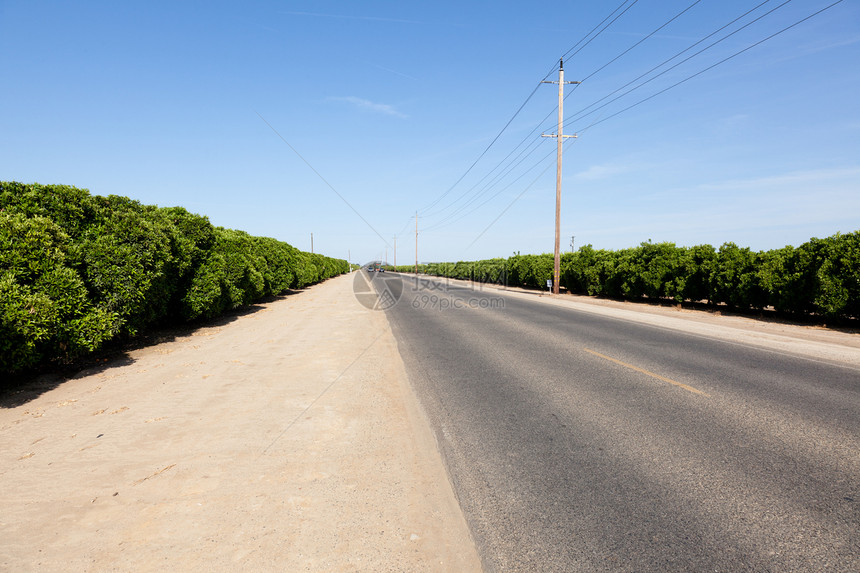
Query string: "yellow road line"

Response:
xmin=583 ymin=348 xmax=710 ymax=397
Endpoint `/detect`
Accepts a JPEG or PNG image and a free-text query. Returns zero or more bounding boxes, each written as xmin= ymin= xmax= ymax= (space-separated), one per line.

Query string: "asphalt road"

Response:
xmin=371 ymin=271 xmax=860 ymax=572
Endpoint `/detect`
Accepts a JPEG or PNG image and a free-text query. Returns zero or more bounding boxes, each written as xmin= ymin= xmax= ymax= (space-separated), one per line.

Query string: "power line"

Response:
xmin=449 ymin=138 xmax=547 ymax=215
xmin=564 ymin=0 xmax=785 ymax=129
xmin=422 ymin=134 xmax=545 ymax=222
xmin=579 ymin=0 xmax=846 ymax=133
xmin=429 ymin=1 xmax=781 ymax=235
xmin=417 ymin=80 xmax=544 ymax=214
xmin=255 ymin=111 xmax=391 ymax=248
xmin=579 ymin=0 xmax=704 ymax=84
xmin=418 ymin=0 xmax=639 ymax=218
xmin=420 ymin=133 xmax=541 ymax=218
xmin=394 ymin=215 xmax=414 ymax=238
xmin=461 ymin=0 xmax=844 ymax=247
xmin=556 ymin=0 xmax=639 ymax=66
xmin=530 ymin=0 xmax=708 ymax=145
xmin=419 ymin=0 xmax=846 ymax=254
xmin=463 ymin=139 xmax=579 ymax=251
xmin=561 ymin=0 xmax=641 ymax=63
xmin=422 ymin=144 xmax=557 ymax=232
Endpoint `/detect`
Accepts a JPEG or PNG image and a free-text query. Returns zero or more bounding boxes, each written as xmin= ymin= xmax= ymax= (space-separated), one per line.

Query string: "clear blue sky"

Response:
xmin=2 ymin=1 xmax=858 ymax=265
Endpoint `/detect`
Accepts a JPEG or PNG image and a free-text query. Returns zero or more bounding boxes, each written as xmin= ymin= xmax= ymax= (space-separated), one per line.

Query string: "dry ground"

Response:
xmin=0 ymin=273 xmax=482 ymax=572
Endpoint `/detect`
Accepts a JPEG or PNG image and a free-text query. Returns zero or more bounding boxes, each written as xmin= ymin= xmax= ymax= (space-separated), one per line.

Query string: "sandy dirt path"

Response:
xmin=0 ymin=273 xmax=482 ymax=572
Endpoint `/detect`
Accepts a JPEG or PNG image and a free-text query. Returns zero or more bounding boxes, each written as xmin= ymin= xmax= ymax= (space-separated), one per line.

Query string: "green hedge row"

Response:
xmin=1 ymin=182 xmax=349 ymax=374
xmin=417 ymin=233 xmax=860 ymax=320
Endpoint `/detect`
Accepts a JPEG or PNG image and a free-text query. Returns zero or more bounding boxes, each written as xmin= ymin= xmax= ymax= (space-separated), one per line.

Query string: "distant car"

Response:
xmin=379 ymin=268 xmax=385 ymax=272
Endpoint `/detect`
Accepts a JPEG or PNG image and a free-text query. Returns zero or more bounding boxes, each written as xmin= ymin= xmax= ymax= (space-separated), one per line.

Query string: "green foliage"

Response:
xmin=681 ymin=244 xmax=716 ymax=303
xmin=813 ymin=232 xmax=860 ymax=318
xmin=0 ymin=211 xmax=115 ymax=371
xmin=254 ymin=236 xmax=296 ymax=295
xmin=508 ymin=253 xmax=554 ymax=289
xmin=0 ymin=181 xmax=98 ymax=239
xmin=183 ymin=251 xmax=232 ymax=320
xmin=424 ymin=233 xmax=860 ymax=321
xmin=561 ymin=245 xmax=607 ymax=295
xmin=0 ymin=272 xmax=54 ymax=372
xmin=710 ymin=243 xmax=769 ymax=310
xmin=79 ymin=195 xmax=177 ymax=336
xmin=1 ymin=181 xmax=348 ymax=374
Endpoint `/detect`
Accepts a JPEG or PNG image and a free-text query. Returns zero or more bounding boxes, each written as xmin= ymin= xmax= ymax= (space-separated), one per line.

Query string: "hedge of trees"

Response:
xmin=412 ymin=233 xmax=860 ymax=321
xmin=0 ymin=182 xmax=349 ymax=374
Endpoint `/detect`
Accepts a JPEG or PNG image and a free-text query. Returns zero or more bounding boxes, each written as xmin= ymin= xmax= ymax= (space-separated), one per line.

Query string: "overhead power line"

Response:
xmin=456 ymin=0 xmax=845 ymax=251
xmin=417 ymin=80 xmax=544 ymax=215
xmin=463 ymin=139 xmax=579 ymax=251
xmin=561 ymin=0 xmax=641 ymax=63
xmin=420 ymin=0 xmax=846 ymax=254
xmin=395 ymin=215 xmax=415 ymax=238
xmin=532 ymin=0 xmax=708 ymax=144
xmin=422 ymin=144 xmax=557 ymax=232
xmin=564 ymin=0 xmax=788 ymax=129
xmin=422 ymin=111 xmax=556 ymax=221
xmin=579 ymin=0 xmax=846 ymax=133
xmin=579 ymin=0 xmax=703 ymax=84
xmin=256 ymin=111 xmax=391 ymax=248
xmin=418 ymin=0 xmax=639 ymax=218
xmin=429 ymin=0 xmax=706 ymax=228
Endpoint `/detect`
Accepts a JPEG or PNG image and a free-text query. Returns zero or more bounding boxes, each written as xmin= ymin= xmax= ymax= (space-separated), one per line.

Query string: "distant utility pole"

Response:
xmin=570 ymin=235 xmax=575 ymax=253
xmin=414 ymin=212 xmax=419 ymax=274
xmin=542 ymin=59 xmax=579 ymax=295
xmin=393 ymin=235 xmax=397 ymax=268
xmin=311 ymin=232 xmax=314 ymax=254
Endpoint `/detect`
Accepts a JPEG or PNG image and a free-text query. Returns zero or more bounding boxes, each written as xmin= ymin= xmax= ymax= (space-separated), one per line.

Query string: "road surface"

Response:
xmin=377 ymin=271 xmax=860 ymax=572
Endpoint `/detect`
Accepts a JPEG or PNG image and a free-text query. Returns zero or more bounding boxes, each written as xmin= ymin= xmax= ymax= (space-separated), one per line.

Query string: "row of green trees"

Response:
xmin=412 ymin=233 xmax=860 ymax=321
xmin=1 ymin=182 xmax=349 ymax=374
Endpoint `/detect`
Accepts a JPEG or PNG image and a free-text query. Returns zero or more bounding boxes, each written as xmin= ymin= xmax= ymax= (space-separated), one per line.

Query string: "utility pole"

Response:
xmin=542 ymin=59 xmax=579 ymax=295
xmin=311 ymin=232 xmax=314 ymax=254
xmin=570 ymin=235 xmax=575 ymax=253
xmin=393 ymin=235 xmax=397 ymax=268
xmin=414 ymin=212 xmax=418 ymax=274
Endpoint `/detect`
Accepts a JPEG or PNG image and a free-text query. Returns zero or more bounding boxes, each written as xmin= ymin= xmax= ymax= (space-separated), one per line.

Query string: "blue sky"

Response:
xmin=2 ymin=1 xmax=858 ymax=265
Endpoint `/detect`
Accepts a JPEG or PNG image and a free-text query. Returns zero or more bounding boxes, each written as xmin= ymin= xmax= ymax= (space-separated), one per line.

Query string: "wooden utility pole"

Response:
xmin=414 ymin=212 xmax=418 ymax=274
xmin=542 ymin=59 xmax=579 ymax=294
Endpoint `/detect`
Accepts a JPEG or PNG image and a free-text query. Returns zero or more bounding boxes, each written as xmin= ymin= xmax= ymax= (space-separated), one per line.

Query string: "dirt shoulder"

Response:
xmin=0 ymin=273 xmax=482 ymax=572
